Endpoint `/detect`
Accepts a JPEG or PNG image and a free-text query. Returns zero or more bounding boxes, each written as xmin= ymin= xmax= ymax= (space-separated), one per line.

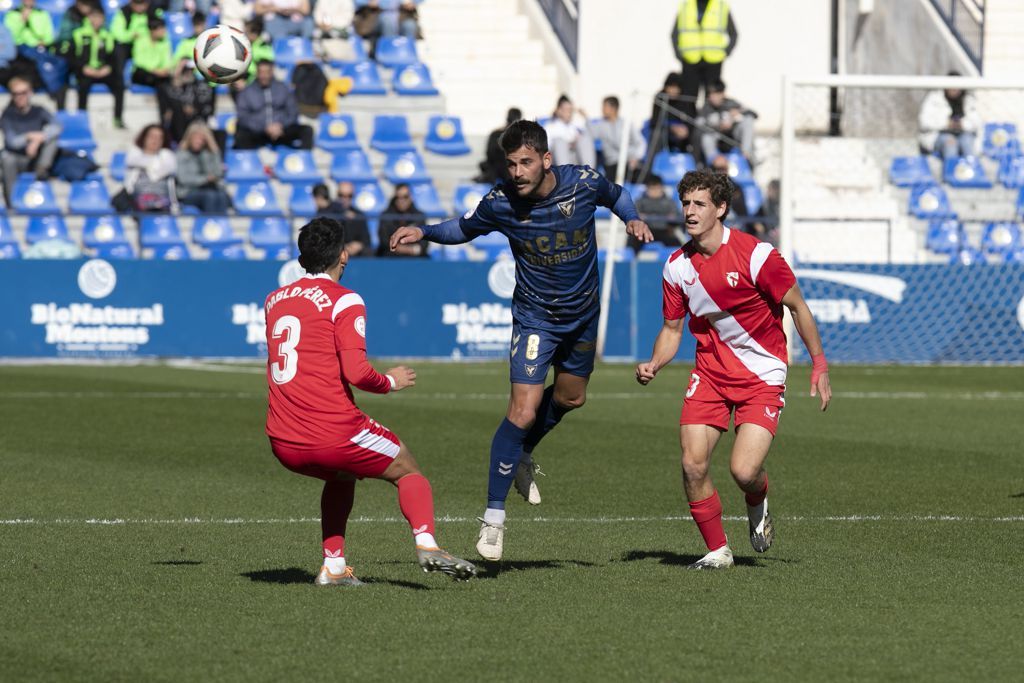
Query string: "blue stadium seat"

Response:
xmin=409 ymin=182 xmax=446 ymax=218
xmin=370 ymin=114 xmax=415 ymax=152
xmin=214 ymin=112 xmax=237 ymax=147
xmin=640 ymin=119 xmax=652 ymax=143
xmin=980 ymin=222 xmax=1021 ymax=257
xmin=151 ymin=244 xmax=191 ymax=260
xmin=374 ymin=36 xmax=418 ymax=68
xmin=0 ymin=214 xmax=16 ymax=243
xmin=139 ymin=215 xmax=185 ymax=247
xmin=351 ymin=181 xmax=386 ymax=217
xmin=597 ymin=247 xmax=636 ymax=263
xmin=925 ymin=219 xmax=963 ymax=254
xmin=392 ymin=63 xmax=439 ymax=96
xmin=725 ymin=151 xmax=753 ymax=185
xmin=250 ymin=216 xmax=292 ymax=249
xmin=272 ymin=36 xmax=315 ymax=67
xmin=207 ymin=243 xmax=248 ymax=260
xmin=424 ymin=115 xmax=471 ymax=156
xmin=25 ymin=215 xmax=69 ymax=243
xmin=192 ymin=216 xmax=238 ymax=246
xmin=165 ymin=11 xmax=192 ymax=39
xmin=82 ymin=215 xmax=129 ymax=248
xmin=950 ymin=247 xmax=984 ymax=265
xmin=741 ymin=183 xmax=763 ymax=215
xmin=624 ymin=183 xmax=645 ymax=202
xmin=943 ymin=156 xmax=992 ymax=188
xmin=264 ymin=244 xmax=299 ymax=260
xmin=37 ymin=0 xmax=73 ymax=13
xmin=67 ymin=179 xmax=111 ymax=215
xmin=56 ymin=111 xmax=97 ymax=152
xmin=226 ymin=150 xmax=268 ymax=183
xmin=274 ymin=150 xmax=322 ymax=184
xmin=428 ymin=245 xmax=471 ymax=262
xmin=0 ymin=242 xmax=21 ymax=259
xmin=93 ymin=242 xmax=135 ymax=259
xmin=889 ymin=155 xmax=933 ymax=187
xmin=909 ymin=184 xmax=955 ymax=219
xmin=289 ymin=184 xmax=318 ymax=218
xmin=316 ymin=113 xmax=360 ymax=152
xmin=340 ymin=61 xmax=387 ymax=96
xmin=1004 ymin=245 xmax=1024 ymax=263
xmin=234 ymin=181 xmax=282 ymax=216
xmin=982 ymin=123 xmax=1019 ymax=159
xmin=383 ymin=150 xmax=431 ymax=184
xmin=452 ymin=183 xmax=491 ymax=215
xmin=330 ymin=148 xmax=376 ymax=182
xmin=109 ymin=151 xmax=126 ymax=182
xmin=12 ymin=176 xmax=59 ymax=215
xmin=651 ymin=151 xmax=696 ymax=186
xmin=998 ymin=156 xmax=1024 ymax=189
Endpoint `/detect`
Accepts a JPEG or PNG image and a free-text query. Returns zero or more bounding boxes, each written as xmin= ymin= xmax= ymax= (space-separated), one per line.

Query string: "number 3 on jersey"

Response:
xmin=271 ymin=315 xmax=301 ymax=384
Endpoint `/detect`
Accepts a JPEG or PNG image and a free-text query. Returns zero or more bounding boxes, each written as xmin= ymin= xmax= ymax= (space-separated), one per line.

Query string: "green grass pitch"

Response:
xmin=1 ymin=361 xmax=1022 ymax=681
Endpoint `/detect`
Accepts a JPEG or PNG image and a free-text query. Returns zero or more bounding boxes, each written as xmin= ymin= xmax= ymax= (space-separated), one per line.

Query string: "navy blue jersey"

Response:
xmin=424 ymin=165 xmax=638 ymax=331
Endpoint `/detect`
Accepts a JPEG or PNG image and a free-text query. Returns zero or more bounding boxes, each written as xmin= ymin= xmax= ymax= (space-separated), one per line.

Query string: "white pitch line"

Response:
xmin=2 ymin=515 xmax=1022 ymax=526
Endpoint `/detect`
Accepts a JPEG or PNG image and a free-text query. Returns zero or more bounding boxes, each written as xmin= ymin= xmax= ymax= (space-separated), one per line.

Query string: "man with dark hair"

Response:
xmin=0 ymin=76 xmax=60 ymax=205
xmin=477 ymin=107 xmax=522 ymax=183
xmin=631 ymin=174 xmax=683 ymax=251
xmin=697 ymin=80 xmax=756 ymax=163
xmin=263 ymin=216 xmax=477 ymax=585
xmin=333 ymin=180 xmax=372 ymax=257
xmin=389 ymin=120 xmax=654 ymax=561
xmin=636 ymin=169 xmax=831 ymax=570
xmin=131 ymin=16 xmax=174 ymax=124
xmin=377 ymin=183 xmax=426 ymax=257
xmin=588 ymin=94 xmax=645 ymax=182
xmin=62 ymin=7 xmax=124 ymax=127
xmin=235 ymin=60 xmax=313 ymax=149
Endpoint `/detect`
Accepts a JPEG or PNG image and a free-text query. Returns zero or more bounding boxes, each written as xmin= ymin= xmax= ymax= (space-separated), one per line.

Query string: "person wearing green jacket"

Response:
xmin=110 ymin=0 xmax=160 ymax=67
xmin=4 ymin=0 xmax=54 ymax=48
xmin=131 ymin=16 xmax=173 ymax=126
xmin=230 ymin=18 xmax=274 ymax=96
xmin=61 ymin=7 xmax=124 ymax=126
xmin=171 ymin=11 xmax=206 ymax=65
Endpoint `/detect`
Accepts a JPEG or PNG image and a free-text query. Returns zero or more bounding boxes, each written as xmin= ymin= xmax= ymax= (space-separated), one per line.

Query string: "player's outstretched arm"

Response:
xmin=391 ymin=217 xmax=477 ymax=253
xmin=781 ymin=284 xmax=832 ymax=411
xmin=607 ymin=185 xmax=654 ymax=244
xmin=389 ymin=225 xmax=425 ymax=252
xmin=383 ymin=365 xmax=416 ymax=391
xmin=636 ymin=317 xmax=685 ymax=385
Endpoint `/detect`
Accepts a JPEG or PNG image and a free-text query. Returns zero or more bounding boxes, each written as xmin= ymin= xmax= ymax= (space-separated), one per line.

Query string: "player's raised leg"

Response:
xmin=680 ymin=424 xmax=734 ymax=570
xmin=316 ymin=475 xmax=363 ymax=586
xmin=730 ymin=423 xmax=775 ymax=553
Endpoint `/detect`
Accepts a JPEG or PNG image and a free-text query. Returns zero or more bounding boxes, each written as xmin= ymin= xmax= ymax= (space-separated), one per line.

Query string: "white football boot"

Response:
xmin=475 ymin=517 xmax=505 ymax=561
xmin=747 ymin=495 xmax=775 ymax=553
xmin=687 ymin=543 xmax=735 ymax=570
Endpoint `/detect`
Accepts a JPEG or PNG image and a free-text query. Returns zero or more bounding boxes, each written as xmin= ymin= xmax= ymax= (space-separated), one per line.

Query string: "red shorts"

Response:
xmin=679 ymin=371 xmax=786 ymax=436
xmin=270 ymin=418 xmax=402 ymax=481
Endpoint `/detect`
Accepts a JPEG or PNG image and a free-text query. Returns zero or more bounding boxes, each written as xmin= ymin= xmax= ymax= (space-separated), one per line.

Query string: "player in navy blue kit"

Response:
xmin=390 ymin=120 xmax=653 ymax=560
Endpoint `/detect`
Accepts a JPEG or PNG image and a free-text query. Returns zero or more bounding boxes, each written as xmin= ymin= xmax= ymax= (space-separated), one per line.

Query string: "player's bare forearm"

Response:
xmin=782 ymin=284 xmax=832 ymax=410
xmin=636 ymin=318 xmax=684 ymax=385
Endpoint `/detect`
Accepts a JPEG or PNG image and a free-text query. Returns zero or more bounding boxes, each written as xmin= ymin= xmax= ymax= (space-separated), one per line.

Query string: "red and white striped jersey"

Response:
xmin=662 ymin=227 xmax=796 ymax=391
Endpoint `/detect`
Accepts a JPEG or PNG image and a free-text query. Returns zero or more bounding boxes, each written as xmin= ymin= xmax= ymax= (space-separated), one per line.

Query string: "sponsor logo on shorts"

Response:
xmin=525 ymin=364 xmax=538 ymax=377
xmin=764 ymin=406 xmax=778 ymax=420
xmin=525 ymin=334 xmax=540 ymax=360
xmin=726 ymin=271 xmax=739 ymax=287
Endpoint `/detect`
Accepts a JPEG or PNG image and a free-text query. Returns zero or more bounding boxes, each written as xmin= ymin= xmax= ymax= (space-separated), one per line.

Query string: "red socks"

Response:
xmin=744 ymin=474 xmax=769 ymax=508
xmin=397 ymin=473 xmax=436 ymax=539
xmin=321 ymin=479 xmax=356 ymax=558
xmin=689 ymin=490 xmax=728 ymax=551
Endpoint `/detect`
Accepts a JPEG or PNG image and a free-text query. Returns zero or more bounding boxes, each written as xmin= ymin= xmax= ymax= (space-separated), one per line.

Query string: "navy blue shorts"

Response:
xmin=509 ymin=315 xmax=599 ymax=385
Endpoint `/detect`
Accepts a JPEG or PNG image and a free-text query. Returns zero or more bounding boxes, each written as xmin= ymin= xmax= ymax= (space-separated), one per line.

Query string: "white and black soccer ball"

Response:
xmin=194 ymin=25 xmax=253 ymax=84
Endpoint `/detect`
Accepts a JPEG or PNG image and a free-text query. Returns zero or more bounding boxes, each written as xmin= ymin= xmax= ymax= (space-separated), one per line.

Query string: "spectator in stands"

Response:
xmin=255 ymin=0 xmax=315 ymax=41
xmin=646 ymin=73 xmax=694 ymax=163
xmin=116 ymin=124 xmax=177 ymax=213
xmin=62 ymin=7 xmax=125 ymax=128
xmin=218 ymin=0 xmax=253 ymax=35
xmin=314 ymin=0 xmax=357 ymax=63
xmin=4 ymin=0 xmax=54 ymax=50
xmin=0 ymin=21 xmax=42 ymax=93
xmin=313 ymin=182 xmax=343 ymax=215
xmin=377 ymin=183 xmax=426 ymax=257
xmin=697 ymin=80 xmax=756 ymax=164
xmin=0 ymin=76 xmax=60 ymax=205
xmin=5 ymin=0 xmax=63 ymax=101
xmin=132 ymin=16 xmax=174 ymax=125
xmin=589 ymin=95 xmax=645 ymax=182
xmin=918 ymin=73 xmax=981 ymax=160
xmin=171 ymin=11 xmax=207 ymax=65
xmin=545 ymin=94 xmax=596 ymax=168
xmin=709 ymin=153 xmax=749 ymax=226
xmin=176 ymin=121 xmax=231 ymax=214
xmin=234 ymin=60 xmax=314 ymax=149
xmin=476 ymin=107 xmax=520 ymax=184
xmin=164 ymin=57 xmax=216 ymax=145
xmin=333 ymin=180 xmax=372 ymax=256
xmin=671 ymin=0 xmax=737 ymax=119
xmin=629 ymin=174 xmax=683 ymax=251
xmin=231 ymin=19 xmax=275 ymax=97
xmin=353 ymin=0 xmax=420 ymax=57
xmin=55 ymin=0 xmax=95 ymax=44
xmin=753 ymin=178 xmax=779 ymax=245
xmin=111 ymin=0 xmax=157 ymax=69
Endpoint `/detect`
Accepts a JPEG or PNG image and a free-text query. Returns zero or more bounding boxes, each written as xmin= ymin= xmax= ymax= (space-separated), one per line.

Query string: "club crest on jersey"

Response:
xmin=726 ymin=271 xmax=739 ymax=287
xmin=557 ymin=197 xmax=575 ymax=218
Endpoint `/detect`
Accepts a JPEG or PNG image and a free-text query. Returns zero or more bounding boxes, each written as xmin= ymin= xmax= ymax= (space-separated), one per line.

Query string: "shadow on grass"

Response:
xmin=1010 ymin=492 xmax=1024 ymax=498
xmin=241 ymin=567 xmax=432 ymax=590
xmin=362 ymin=578 xmax=430 ymax=590
xmin=619 ymin=550 xmax=798 ymax=568
xmin=152 ymin=560 xmax=202 ymax=566
xmin=474 ymin=559 xmax=598 ymax=579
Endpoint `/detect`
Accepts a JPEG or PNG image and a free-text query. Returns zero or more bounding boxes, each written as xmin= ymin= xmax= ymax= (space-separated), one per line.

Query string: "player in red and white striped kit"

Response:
xmin=636 ymin=170 xmax=832 ymax=570
xmin=265 ymin=217 xmax=476 ymax=584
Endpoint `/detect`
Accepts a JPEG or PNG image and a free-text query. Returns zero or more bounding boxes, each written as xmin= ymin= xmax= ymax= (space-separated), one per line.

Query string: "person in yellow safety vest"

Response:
xmin=671 ymin=0 xmax=737 ymax=119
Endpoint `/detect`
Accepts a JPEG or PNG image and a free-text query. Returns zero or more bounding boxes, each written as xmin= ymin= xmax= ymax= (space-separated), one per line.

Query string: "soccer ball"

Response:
xmin=193 ymin=25 xmax=253 ymax=84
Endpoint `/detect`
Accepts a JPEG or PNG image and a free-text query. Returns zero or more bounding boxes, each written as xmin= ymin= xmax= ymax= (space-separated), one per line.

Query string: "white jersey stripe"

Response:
xmin=331 ymin=292 xmax=365 ymax=321
xmin=749 ymin=242 xmax=773 ymax=285
xmin=350 ymin=427 xmax=401 ymax=458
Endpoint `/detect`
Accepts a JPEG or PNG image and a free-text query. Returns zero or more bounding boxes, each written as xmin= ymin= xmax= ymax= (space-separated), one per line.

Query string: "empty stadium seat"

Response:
xmin=274 ymin=150 xmax=322 ymax=184
xmin=225 ymin=150 xmax=268 ymax=183
xmin=392 ymin=63 xmax=439 ymax=96
xmin=370 ymin=114 xmax=415 ymax=152
xmin=374 ymin=36 xmax=418 ymax=68
xmin=234 ymin=181 xmax=282 ymax=216
xmin=192 ymin=216 xmax=238 ymax=246
xmin=998 ymin=156 xmax=1024 ymax=189
xmin=428 ymin=245 xmax=471 ymax=261
xmin=742 ymin=183 xmax=763 ymax=215
xmin=925 ymin=220 xmax=963 ymax=254
xmin=651 ymin=151 xmax=696 ymax=186
xmin=12 ymin=175 xmax=58 ymax=215
xmin=351 ymin=181 xmax=386 ymax=217
xmin=207 ymin=243 xmax=248 ymax=260
xmin=597 ymin=247 xmax=635 ymax=262
xmin=82 ymin=215 xmax=129 ymax=248
xmin=950 ymin=247 xmax=984 ymax=265
xmin=452 ymin=183 xmax=491 ymax=214
xmin=151 ymin=244 xmax=191 ymax=260
xmin=980 ymin=222 xmax=1021 ymax=257
xmin=383 ymin=150 xmax=431 ymax=184
xmin=340 ymin=61 xmax=387 ymax=96
xmin=909 ymin=184 xmax=955 ymax=219
xmin=424 ymin=115 xmax=471 ymax=156
xmin=289 ymin=184 xmax=317 ymax=218
xmin=250 ymin=216 xmax=292 ymax=249
xmin=273 ymin=36 xmax=315 ymax=67
xmin=0 ymin=215 xmax=15 ymax=243
xmin=25 ymin=215 xmax=69 ymax=243
xmin=56 ymin=111 xmax=97 ymax=152
xmin=92 ymin=242 xmax=135 ymax=259
xmin=982 ymin=123 xmax=1019 ymax=159
xmin=109 ymin=151 xmax=126 ymax=182
xmin=330 ymin=148 xmax=376 ymax=182
xmin=140 ymin=215 xmax=185 ymax=247
xmin=264 ymin=244 xmax=298 ymax=260
xmin=725 ymin=151 xmax=753 ymax=185
xmin=624 ymin=183 xmax=645 ymax=201
xmin=214 ymin=112 xmax=237 ymax=147
xmin=0 ymin=242 xmax=21 ymax=258
xmin=67 ymin=179 xmax=111 ymax=215
xmin=165 ymin=11 xmax=193 ymax=40
xmin=889 ymin=155 xmax=933 ymax=187
xmin=943 ymin=156 xmax=992 ymax=188
xmin=409 ymin=182 xmax=446 ymax=218
xmin=316 ymin=113 xmax=360 ymax=152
